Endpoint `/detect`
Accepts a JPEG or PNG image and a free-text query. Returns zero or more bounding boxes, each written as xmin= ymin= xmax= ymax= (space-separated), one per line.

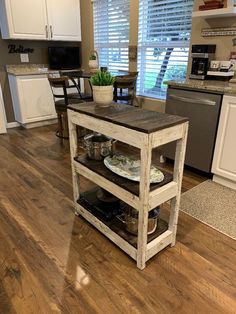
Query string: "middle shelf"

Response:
xmin=73 ymin=155 xmax=177 ymax=210
xmin=73 ymin=154 xmax=176 ymax=210
xmin=74 ymin=154 xmax=173 ymax=196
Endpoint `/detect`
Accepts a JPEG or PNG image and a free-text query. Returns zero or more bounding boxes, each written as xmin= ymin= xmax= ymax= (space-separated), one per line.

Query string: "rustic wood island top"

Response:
xmin=68 ymin=102 xmax=188 ymax=134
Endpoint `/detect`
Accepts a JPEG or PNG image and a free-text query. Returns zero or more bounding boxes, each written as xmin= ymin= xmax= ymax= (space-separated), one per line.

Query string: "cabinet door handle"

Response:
xmin=45 ymin=25 xmax=48 ymax=38
xmin=50 ymin=25 xmax=53 ymax=38
xmin=169 ymin=94 xmax=216 ymax=106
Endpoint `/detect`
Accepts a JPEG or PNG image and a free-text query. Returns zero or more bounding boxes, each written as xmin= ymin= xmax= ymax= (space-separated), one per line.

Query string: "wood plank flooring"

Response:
xmin=0 ymin=125 xmax=235 ymax=314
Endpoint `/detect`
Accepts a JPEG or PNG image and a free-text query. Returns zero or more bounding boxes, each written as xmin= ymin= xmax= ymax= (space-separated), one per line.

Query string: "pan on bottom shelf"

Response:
xmin=79 ymin=188 xmax=121 ymax=221
xmin=117 ymin=205 xmax=160 ymax=235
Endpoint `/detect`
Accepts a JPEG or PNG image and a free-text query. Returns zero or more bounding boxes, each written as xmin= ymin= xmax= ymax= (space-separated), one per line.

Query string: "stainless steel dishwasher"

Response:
xmin=163 ymin=87 xmax=222 ymax=173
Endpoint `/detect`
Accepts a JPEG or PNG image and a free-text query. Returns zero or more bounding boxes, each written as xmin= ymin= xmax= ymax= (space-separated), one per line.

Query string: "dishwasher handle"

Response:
xmin=168 ymin=94 xmax=216 ymax=106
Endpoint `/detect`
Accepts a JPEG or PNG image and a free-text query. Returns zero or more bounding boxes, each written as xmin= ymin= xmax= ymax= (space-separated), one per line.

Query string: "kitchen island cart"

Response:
xmin=68 ymin=102 xmax=188 ymax=270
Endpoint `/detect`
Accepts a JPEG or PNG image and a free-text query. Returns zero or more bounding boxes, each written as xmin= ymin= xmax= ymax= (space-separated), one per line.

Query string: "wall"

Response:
xmin=0 ymin=36 xmax=80 ymax=122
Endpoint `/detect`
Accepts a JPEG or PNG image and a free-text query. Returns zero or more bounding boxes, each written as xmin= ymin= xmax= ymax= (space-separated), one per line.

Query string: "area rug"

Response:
xmin=180 ymin=180 xmax=236 ymax=240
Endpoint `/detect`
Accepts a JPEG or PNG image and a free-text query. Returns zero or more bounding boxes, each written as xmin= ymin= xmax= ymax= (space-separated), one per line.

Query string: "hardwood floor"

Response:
xmin=0 ymin=125 xmax=235 ymax=314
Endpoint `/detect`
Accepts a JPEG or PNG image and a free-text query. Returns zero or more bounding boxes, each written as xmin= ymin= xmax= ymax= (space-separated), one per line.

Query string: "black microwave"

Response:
xmin=48 ymin=46 xmax=81 ymax=70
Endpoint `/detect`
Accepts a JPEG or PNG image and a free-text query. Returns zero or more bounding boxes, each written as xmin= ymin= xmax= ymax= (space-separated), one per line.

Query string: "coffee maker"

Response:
xmin=190 ymin=44 xmax=216 ymax=80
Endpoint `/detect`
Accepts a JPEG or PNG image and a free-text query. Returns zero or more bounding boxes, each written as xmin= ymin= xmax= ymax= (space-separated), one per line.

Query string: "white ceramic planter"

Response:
xmin=92 ymin=85 xmax=113 ymax=107
xmin=88 ymin=59 xmax=99 ymax=72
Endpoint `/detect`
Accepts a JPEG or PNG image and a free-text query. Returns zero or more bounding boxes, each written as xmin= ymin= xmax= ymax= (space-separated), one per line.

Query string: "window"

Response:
xmin=137 ymin=0 xmax=193 ymax=99
xmin=93 ymin=0 xmax=130 ymax=71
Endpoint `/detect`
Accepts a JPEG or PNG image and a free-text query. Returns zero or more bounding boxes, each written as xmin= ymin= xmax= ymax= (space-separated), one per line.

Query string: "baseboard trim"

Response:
xmin=7 ymin=121 xmax=20 ymax=128
xmin=22 ymin=119 xmax=57 ymax=129
xmin=7 ymin=119 xmax=57 ymax=130
xmin=213 ymin=175 xmax=236 ymax=191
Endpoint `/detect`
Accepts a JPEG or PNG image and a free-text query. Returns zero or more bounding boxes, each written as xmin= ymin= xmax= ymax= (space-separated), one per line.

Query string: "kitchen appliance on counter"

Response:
xmin=163 ymin=87 xmax=222 ymax=173
xmin=207 ymin=60 xmax=235 ymax=80
xmin=190 ymin=44 xmax=216 ymax=80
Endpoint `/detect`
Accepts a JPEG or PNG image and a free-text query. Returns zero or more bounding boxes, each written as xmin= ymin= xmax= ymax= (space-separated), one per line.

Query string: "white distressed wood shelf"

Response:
xmin=68 ymin=102 xmax=189 ymax=270
xmin=192 ymin=7 xmax=236 ymax=19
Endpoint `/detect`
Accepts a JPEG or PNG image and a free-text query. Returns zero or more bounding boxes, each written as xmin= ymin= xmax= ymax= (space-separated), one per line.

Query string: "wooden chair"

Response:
xmin=59 ymin=70 xmax=93 ymax=102
xmin=113 ymin=72 xmax=138 ymax=106
xmin=48 ymin=75 xmax=85 ymax=140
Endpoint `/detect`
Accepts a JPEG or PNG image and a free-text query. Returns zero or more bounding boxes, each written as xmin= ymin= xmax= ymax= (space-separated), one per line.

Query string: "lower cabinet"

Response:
xmin=9 ymin=74 xmax=57 ymax=126
xmin=212 ymin=95 xmax=236 ymax=188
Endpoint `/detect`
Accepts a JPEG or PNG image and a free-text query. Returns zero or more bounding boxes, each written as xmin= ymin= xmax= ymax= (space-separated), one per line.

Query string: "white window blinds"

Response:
xmin=137 ymin=0 xmax=193 ymax=99
xmin=93 ymin=0 xmax=130 ymax=71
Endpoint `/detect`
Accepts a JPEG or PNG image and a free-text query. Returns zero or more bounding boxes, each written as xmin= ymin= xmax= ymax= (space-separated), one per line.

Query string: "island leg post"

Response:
xmin=169 ymin=122 xmax=189 ymax=246
xmin=137 ymin=135 xmax=152 ymax=270
xmin=68 ymin=110 xmax=80 ymax=215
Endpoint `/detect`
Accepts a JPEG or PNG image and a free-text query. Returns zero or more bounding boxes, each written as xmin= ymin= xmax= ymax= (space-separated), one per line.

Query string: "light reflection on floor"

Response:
xmin=75 ymin=265 xmax=90 ymax=290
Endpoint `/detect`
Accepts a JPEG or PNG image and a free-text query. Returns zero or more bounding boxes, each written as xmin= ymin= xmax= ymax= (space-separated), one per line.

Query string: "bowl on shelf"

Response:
xmin=84 ymin=133 xmax=116 ymax=161
xmin=104 ymin=154 xmax=165 ymax=183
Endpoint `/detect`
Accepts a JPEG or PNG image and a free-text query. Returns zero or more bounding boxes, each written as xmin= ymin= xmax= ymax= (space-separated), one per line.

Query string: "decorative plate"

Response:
xmin=104 ymin=155 xmax=164 ymax=183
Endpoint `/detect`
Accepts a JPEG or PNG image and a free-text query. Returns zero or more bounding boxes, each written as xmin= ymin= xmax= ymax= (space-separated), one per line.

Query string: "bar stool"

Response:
xmin=113 ymin=72 xmax=138 ymax=106
xmin=59 ymin=70 xmax=93 ymax=102
xmin=48 ymin=76 xmax=85 ymax=140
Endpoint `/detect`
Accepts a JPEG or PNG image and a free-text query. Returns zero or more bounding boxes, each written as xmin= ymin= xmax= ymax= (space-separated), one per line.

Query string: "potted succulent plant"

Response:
xmin=90 ymin=70 xmax=115 ymax=106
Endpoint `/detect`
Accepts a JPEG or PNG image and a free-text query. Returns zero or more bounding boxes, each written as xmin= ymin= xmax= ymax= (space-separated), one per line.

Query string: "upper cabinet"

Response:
xmin=0 ymin=0 xmax=81 ymax=41
xmin=0 ymin=0 xmax=48 ymax=40
xmin=47 ymin=0 xmax=81 ymax=41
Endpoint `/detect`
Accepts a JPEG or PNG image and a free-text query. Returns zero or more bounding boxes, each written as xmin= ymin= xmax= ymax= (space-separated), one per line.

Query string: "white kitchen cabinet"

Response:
xmin=8 ymin=74 xmax=57 ymax=127
xmin=0 ymin=0 xmax=48 ymax=40
xmin=47 ymin=0 xmax=81 ymax=41
xmin=212 ymin=95 xmax=236 ymax=189
xmin=0 ymin=84 xmax=7 ymax=134
xmin=0 ymin=0 xmax=81 ymax=41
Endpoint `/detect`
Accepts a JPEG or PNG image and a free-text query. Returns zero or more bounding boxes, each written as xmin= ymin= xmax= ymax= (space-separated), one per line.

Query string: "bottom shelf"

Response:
xmin=78 ymin=189 xmax=168 ymax=249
